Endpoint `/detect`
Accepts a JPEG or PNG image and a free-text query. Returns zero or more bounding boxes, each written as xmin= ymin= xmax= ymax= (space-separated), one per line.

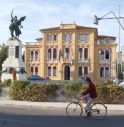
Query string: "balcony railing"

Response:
xmin=99 ymin=59 xmax=110 ymax=63
xmin=78 ymin=58 xmax=89 ymax=63
xmin=25 ymin=42 xmax=40 ymax=45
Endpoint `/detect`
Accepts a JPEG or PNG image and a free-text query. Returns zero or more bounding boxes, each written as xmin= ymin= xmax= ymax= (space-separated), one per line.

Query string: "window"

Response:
xmin=64 ymin=33 xmax=71 ymax=42
xmin=30 ymin=51 xmax=34 ymax=60
xmin=105 ymin=50 xmax=109 ymax=59
xmin=53 ymin=35 xmax=57 ymax=41
xmin=35 ymin=51 xmax=39 ymax=60
xmin=78 ymin=34 xmax=88 ymax=41
xmin=47 ymin=34 xmax=57 ymax=41
xmin=65 ymin=48 xmax=70 ymax=58
xmin=100 ymin=67 xmax=104 ymax=77
xmin=53 ymin=48 xmax=57 ymax=59
xmin=78 ymin=66 xmax=82 ymax=76
xmin=31 ymin=67 xmax=33 ymax=75
xmin=84 ymin=48 xmax=88 ymax=59
xmin=53 ymin=66 xmax=57 ymax=76
xmin=48 ymin=66 xmax=51 ymax=76
xmin=79 ymin=48 xmax=83 ymax=59
xmin=99 ymin=50 xmax=104 ymax=60
xmin=105 ymin=67 xmax=109 ymax=77
xmin=48 ymin=48 xmax=52 ymax=59
xmin=47 ymin=34 xmax=52 ymax=41
xmin=84 ymin=66 xmax=88 ymax=75
xmin=35 ymin=67 xmax=38 ymax=75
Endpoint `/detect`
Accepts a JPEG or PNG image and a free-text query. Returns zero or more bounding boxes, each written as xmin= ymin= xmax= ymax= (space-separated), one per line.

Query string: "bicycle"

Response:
xmin=66 ymin=95 xmax=107 ymax=119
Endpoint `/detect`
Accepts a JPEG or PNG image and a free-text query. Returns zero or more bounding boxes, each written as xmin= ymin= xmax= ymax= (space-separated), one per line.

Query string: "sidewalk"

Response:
xmin=0 ymin=99 xmax=124 ymax=111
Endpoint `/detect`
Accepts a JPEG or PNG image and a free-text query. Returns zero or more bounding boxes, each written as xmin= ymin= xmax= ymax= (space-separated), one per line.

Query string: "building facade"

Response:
xmin=25 ymin=23 xmax=117 ymax=82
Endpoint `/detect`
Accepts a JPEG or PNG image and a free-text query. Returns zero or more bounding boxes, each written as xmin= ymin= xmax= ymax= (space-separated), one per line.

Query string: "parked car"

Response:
xmin=27 ymin=75 xmax=50 ymax=84
xmin=27 ymin=75 xmax=44 ymax=81
xmin=119 ymin=82 xmax=124 ymax=88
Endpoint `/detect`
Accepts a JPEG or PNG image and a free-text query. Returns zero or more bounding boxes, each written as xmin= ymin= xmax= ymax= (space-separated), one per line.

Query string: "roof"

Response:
xmin=98 ymin=35 xmax=116 ymax=39
xmin=40 ymin=24 xmax=97 ymax=31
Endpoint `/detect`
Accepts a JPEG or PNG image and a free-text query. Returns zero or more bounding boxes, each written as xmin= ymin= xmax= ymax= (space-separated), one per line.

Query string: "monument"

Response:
xmin=1 ymin=10 xmax=26 ymax=81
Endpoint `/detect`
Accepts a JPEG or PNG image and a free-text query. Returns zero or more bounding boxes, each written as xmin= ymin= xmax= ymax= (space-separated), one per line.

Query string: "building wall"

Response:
xmin=25 ymin=24 xmax=117 ymax=82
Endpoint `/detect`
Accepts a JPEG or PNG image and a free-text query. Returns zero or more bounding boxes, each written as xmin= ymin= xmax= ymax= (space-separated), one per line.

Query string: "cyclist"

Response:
xmin=81 ymin=77 xmax=97 ymax=117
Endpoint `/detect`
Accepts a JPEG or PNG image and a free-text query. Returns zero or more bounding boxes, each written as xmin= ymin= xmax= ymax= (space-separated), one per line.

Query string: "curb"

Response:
xmin=0 ymin=100 xmax=124 ymax=111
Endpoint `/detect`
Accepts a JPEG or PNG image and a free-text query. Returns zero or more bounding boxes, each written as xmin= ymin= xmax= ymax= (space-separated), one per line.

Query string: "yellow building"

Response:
xmin=25 ymin=23 xmax=117 ymax=82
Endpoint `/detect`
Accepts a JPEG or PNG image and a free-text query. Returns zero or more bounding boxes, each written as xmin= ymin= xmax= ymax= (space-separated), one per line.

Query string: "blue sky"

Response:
xmin=0 ymin=0 xmax=124 ymax=50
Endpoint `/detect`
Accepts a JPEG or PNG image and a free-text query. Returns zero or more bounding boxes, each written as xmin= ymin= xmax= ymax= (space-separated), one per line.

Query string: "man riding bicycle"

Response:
xmin=81 ymin=77 xmax=97 ymax=117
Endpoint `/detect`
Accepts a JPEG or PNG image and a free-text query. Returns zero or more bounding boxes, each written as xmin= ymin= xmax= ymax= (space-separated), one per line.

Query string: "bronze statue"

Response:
xmin=9 ymin=9 xmax=26 ymax=39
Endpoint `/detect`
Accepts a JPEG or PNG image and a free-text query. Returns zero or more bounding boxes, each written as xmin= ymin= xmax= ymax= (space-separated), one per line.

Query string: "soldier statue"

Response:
xmin=9 ymin=9 xmax=26 ymax=39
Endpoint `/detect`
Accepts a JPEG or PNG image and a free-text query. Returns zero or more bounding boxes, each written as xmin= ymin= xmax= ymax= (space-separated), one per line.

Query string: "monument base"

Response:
xmin=1 ymin=38 xmax=26 ymax=82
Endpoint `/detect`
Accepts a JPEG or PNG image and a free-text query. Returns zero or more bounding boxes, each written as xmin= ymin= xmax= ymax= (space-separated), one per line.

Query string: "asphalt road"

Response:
xmin=0 ymin=106 xmax=124 ymax=127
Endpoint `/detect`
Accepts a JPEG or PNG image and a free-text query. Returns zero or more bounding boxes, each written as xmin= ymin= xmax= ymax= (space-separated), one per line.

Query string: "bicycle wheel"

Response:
xmin=66 ymin=102 xmax=83 ymax=118
xmin=91 ymin=103 xmax=107 ymax=119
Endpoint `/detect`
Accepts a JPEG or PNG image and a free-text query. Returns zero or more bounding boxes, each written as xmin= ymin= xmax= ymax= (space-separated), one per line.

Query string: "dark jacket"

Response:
xmin=82 ymin=82 xmax=97 ymax=98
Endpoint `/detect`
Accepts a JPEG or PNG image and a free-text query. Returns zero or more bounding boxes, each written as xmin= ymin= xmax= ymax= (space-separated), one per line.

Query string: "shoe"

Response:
xmin=87 ymin=112 xmax=91 ymax=117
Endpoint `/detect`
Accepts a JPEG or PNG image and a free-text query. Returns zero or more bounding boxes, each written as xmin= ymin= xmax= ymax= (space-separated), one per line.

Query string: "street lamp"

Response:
xmin=94 ymin=11 xmax=124 ymax=31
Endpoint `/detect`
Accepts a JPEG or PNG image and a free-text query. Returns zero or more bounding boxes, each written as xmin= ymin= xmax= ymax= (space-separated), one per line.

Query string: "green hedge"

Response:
xmin=9 ymin=81 xmax=58 ymax=102
xmin=9 ymin=81 xmax=124 ymax=104
xmin=63 ymin=82 xmax=124 ymax=104
xmin=96 ymin=84 xmax=124 ymax=104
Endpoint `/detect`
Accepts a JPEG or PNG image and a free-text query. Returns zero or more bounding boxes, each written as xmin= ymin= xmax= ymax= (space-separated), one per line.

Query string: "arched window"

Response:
xmin=65 ymin=48 xmax=70 ymax=58
xmin=100 ymin=67 xmax=104 ymax=77
xmin=48 ymin=48 xmax=52 ymax=59
xmin=31 ymin=67 xmax=34 ymax=75
xmin=48 ymin=66 xmax=51 ymax=76
xmin=79 ymin=48 xmax=83 ymax=59
xmin=84 ymin=66 xmax=88 ymax=75
xmin=105 ymin=67 xmax=109 ymax=77
xmin=53 ymin=66 xmax=57 ymax=76
xmin=105 ymin=50 xmax=109 ymax=59
xmin=78 ymin=66 xmax=82 ymax=76
xmin=100 ymin=50 xmax=104 ymax=60
xmin=84 ymin=48 xmax=88 ymax=59
xmin=35 ymin=51 xmax=39 ymax=60
xmin=35 ymin=67 xmax=38 ymax=75
xmin=30 ymin=51 xmax=34 ymax=60
xmin=53 ymin=48 xmax=57 ymax=59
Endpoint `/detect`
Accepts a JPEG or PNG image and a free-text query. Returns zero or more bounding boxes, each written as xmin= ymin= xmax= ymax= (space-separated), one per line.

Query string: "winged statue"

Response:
xmin=9 ymin=9 xmax=26 ymax=39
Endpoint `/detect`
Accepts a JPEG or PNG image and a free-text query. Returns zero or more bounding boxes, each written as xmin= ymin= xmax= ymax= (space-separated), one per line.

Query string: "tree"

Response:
xmin=0 ymin=44 xmax=8 ymax=74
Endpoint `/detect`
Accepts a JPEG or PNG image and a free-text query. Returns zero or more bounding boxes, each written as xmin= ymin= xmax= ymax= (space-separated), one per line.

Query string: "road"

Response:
xmin=0 ymin=106 xmax=124 ymax=127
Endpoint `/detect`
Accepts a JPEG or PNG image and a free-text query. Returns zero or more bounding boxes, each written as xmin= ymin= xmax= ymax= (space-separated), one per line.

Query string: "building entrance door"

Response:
xmin=64 ymin=65 xmax=70 ymax=80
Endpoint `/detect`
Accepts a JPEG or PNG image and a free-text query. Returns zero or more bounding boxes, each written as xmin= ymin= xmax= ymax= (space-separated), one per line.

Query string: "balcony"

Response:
xmin=63 ymin=58 xmax=72 ymax=64
xmin=78 ymin=58 xmax=89 ymax=63
xmin=96 ymin=40 xmax=116 ymax=44
xmin=46 ymin=59 xmax=58 ymax=64
xmin=99 ymin=59 xmax=110 ymax=63
xmin=25 ymin=42 xmax=40 ymax=45
xmin=29 ymin=59 xmax=40 ymax=63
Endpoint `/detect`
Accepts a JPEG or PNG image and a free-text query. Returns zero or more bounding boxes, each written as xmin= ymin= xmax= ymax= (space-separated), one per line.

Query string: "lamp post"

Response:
xmin=94 ymin=11 xmax=124 ymax=84
xmin=94 ymin=11 xmax=124 ymax=31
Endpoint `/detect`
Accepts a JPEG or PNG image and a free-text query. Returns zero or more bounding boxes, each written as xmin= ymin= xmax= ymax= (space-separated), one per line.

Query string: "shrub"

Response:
xmin=2 ymin=79 xmax=12 ymax=86
xmin=9 ymin=80 xmax=30 ymax=100
xmin=64 ymin=82 xmax=83 ymax=98
xmin=96 ymin=84 xmax=124 ymax=104
xmin=22 ymin=84 xmax=48 ymax=102
xmin=9 ymin=81 xmax=48 ymax=102
xmin=46 ymin=84 xmax=59 ymax=97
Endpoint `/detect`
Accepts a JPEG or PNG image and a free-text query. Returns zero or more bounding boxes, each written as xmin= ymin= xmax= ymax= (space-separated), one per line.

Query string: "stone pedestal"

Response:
xmin=1 ymin=38 xmax=26 ymax=81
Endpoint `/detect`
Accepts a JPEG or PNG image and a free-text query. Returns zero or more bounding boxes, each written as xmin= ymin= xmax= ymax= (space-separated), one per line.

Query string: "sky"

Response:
xmin=0 ymin=0 xmax=124 ymax=50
